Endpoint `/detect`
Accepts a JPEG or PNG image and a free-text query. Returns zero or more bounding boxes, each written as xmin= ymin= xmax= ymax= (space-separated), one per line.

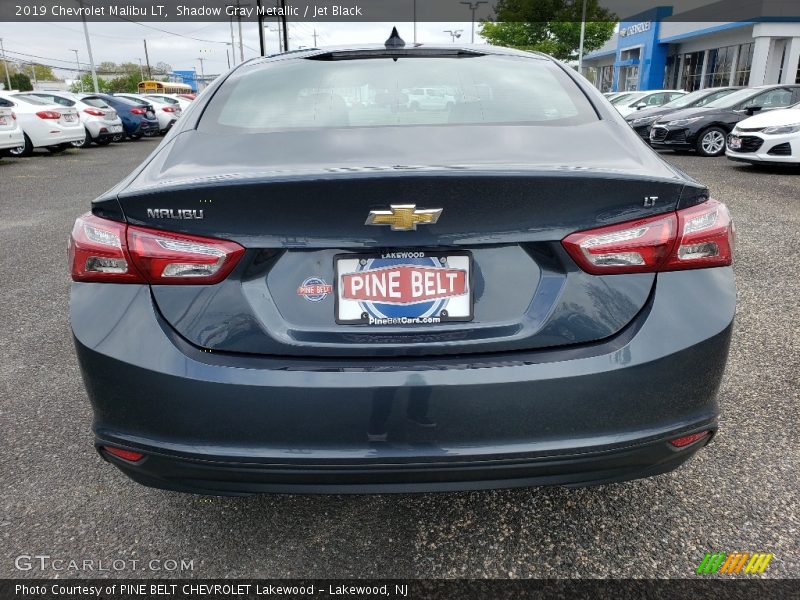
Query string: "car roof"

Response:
xmin=244 ymin=42 xmax=549 ymax=66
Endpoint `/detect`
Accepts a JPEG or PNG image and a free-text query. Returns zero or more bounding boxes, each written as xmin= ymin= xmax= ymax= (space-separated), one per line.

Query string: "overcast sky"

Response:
xmin=1 ymin=21 xmax=485 ymax=80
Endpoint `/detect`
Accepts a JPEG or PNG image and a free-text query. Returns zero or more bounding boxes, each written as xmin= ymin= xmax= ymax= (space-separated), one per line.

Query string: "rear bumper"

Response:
xmin=71 ymin=268 xmax=736 ymax=494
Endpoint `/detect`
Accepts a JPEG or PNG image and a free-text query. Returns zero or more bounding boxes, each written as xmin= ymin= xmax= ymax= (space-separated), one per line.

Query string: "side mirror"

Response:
xmin=636 ymin=102 xmax=647 ymax=110
xmin=745 ymin=106 xmax=763 ymax=116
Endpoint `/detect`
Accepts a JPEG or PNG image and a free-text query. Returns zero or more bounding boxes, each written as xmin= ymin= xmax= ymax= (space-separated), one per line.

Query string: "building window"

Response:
xmin=599 ymin=65 xmax=613 ymax=92
xmin=705 ymin=45 xmax=735 ymax=87
xmin=680 ymin=51 xmax=705 ymax=91
xmin=734 ymin=42 xmax=754 ymax=86
xmin=663 ymin=55 xmax=679 ymax=89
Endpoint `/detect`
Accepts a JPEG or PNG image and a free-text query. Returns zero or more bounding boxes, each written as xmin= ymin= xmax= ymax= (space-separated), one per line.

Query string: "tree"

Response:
xmin=70 ymin=73 xmax=110 ymax=93
xmin=154 ymin=61 xmax=172 ymax=75
xmin=8 ymin=73 xmax=33 ymax=91
xmin=480 ymin=0 xmax=616 ymax=62
xmin=106 ymin=73 xmax=142 ymax=93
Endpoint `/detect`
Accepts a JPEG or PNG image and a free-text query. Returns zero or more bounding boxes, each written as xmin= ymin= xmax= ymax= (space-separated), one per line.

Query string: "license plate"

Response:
xmin=335 ymin=251 xmax=472 ymax=325
xmin=64 ymin=114 xmax=76 ymax=122
xmin=0 ymin=117 xmax=6 ymax=126
xmin=110 ymin=125 xmax=122 ymax=133
xmin=728 ymin=136 xmax=742 ymax=149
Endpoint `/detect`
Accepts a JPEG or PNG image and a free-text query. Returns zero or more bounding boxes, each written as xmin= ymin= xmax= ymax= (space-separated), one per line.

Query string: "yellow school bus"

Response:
xmin=137 ymin=81 xmax=194 ymax=94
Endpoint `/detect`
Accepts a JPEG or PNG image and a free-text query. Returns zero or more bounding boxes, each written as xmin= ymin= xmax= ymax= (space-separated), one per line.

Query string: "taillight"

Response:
xmin=69 ymin=213 xmax=244 ymax=284
xmin=126 ymin=226 xmax=244 ymax=283
xmin=36 ymin=110 xmax=61 ymax=119
xmin=83 ymin=108 xmax=105 ymax=116
xmin=162 ymin=106 xmax=176 ymax=113
xmin=129 ymin=107 xmax=146 ymax=115
xmin=562 ymin=200 xmax=733 ymax=274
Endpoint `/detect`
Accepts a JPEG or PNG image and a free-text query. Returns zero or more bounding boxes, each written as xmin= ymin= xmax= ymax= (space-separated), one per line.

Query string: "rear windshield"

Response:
xmin=13 ymin=95 xmax=50 ymax=105
xmin=199 ymin=54 xmax=597 ymax=132
xmin=82 ymin=97 xmax=111 ymax=109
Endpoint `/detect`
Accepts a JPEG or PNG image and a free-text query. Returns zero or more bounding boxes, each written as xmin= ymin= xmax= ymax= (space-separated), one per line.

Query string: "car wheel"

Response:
xmin=112 ymin=133 xmax=124 ymax=143
xmin=696 ymin=127 xmax=727 ymax=157
xmin=7 ymin=134 xmax=33 ymax=157
xmin=129 ymin=133 xmax=143 ymax=140
xmin=71 ymin=128 xmax=92 ymax=148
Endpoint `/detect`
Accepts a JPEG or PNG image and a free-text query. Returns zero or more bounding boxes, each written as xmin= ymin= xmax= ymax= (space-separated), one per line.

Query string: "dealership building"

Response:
xmin=582 ymin=6 xmax=800 ymax=92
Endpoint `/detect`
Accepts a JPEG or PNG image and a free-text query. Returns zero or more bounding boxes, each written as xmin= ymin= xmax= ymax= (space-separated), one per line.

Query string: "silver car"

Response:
xmin=21 ymin=92 xmax=124 ymax=147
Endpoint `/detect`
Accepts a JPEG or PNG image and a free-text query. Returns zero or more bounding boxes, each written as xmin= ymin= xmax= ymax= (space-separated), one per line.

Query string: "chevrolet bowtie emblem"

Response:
xmin=365 ymin=204 xmax=443 ymax=231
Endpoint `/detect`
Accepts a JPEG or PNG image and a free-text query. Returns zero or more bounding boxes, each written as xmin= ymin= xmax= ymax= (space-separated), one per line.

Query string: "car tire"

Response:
xmin=96 ymin=138 xmax=112 ymax=146
xmin=129 ymin=133 xmax=143 ymax=140
xmin=71 ymin=128 xmax=93 ymax=148
xmin=7 ymin=133 xmax=33 ymax=157
xmin=112 ymin=133 xmax=124 ymax=143
xmin=696 ymin=127 xmax=727 ymax=157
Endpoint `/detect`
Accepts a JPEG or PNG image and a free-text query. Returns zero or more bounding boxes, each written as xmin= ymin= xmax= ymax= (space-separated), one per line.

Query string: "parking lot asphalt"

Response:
xmin=0 ymin=140 xmax=798 ymax=579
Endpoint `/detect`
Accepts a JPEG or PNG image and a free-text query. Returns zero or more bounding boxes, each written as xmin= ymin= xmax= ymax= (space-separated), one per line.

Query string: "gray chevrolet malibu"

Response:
xmin=69 ymin=33 xmax=735 ymax=494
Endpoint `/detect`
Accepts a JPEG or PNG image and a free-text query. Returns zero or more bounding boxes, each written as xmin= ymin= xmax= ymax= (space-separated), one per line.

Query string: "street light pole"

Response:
xmin=444 ymin=30 xmax=463 ymax=43
xmin=460 ymin=1 xmax=487 ymax=44
xmin=70 ymin=49 xmax=83 ymax=92
xmin=79 ymin=0 xmax=99 ymax=92
xmin=577 ymin=0 xmax=588 ymax=74
xmin=0 ymin=38 xmax=12 ymax=91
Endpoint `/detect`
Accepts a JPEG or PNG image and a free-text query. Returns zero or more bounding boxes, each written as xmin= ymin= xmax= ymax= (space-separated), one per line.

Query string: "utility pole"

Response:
xmin=313 ymin=29 xmax=318 ymax=47
xmin=79 ymin=0 xmax=99 ymax=92
xmin=280 ymin=0 xmax=289 ymax=51
xmin=460 ymin=0 xmax=487 ymax=44
xmin=226 ymin=47 xmax=231 ymax=68
xmin=29 ymin=63 xmax=37 ymax=87
xmin=143 ymin=39 xmax=152 ymax=79
xmin=257 ymin=0 xmax=265 ymax=56
xmin=70 ymin=49 xmax=83 ymax=91
xmin=0 ymin=39 xmax=12 ymax=91
xmin=197 ymin=57 xmax=206 ymax=89
xmin=444 ymin=29 xmax=463 ymax=43
xmin=233 ymin=0 xmax=250 ymax=62
xmin=413 ymin=0 xmax=417 ymax=43
xmin=229 ymin=17 xmax=237 ymax=65
xmin=577 ymin=0 xmax=588 ymax=74
xmin=137 ymin=58 xmax=144 ymax=82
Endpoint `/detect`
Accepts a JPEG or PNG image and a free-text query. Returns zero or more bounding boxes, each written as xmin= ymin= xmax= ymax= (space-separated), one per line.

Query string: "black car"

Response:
xmin=626 ymin=86 xmax=742 ymax=141
xmin=649 ymin=85 xmax=800 ymax=156
xmin=89 ymin=94 xmax=160 ymax=140
xmin=69 ymin=34 xmax=736 ymax=494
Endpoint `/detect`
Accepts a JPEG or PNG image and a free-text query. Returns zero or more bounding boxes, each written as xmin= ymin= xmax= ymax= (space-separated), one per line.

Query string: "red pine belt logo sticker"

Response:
xmin=342 ymin=265 xmax=467 ymax=304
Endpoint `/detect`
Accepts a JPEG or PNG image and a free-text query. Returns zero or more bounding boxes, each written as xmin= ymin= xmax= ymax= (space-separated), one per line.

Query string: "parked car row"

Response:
xmin=612 ymin=83 xmax=800 ymax=162
xmin=0 ymin=91 xmax=191 ymax=158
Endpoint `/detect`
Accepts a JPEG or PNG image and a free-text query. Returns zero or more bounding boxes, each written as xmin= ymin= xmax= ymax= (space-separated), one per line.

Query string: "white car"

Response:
xmin=404 ymin=87 xmax=456 ymax=111
xmin=17 ymin=92 xmax=123 ymax=148
xmin=0 ymin=92 xmax=85 ymax=156
xmin=727 ymin=103 xmax=800 ymax=165
xmin=141 ymin=93 xmax=192 ymax=111
xmin=614 ymin=90 xmax=687 ymax=117
xmin=114 ymin=93 xmax=181 ymax=134
xmin=0 ymin=99 xmax=25 ymax=156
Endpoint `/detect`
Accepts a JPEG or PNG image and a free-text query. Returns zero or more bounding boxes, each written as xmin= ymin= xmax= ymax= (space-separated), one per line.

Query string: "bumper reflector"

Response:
xmin=669 ymin=431 xmax=711 ymax=448
xmin=103 ymin=446 xmax=145 ymax=462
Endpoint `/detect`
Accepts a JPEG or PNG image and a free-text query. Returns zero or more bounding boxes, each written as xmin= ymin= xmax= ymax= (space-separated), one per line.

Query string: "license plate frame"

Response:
xmin=334 ymin=250 xmax=473 ymax=325
xmin=64 ymin=114 xmax=76 ymax=122
xmin=728 ymin=135 xmax=742 ymax=150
